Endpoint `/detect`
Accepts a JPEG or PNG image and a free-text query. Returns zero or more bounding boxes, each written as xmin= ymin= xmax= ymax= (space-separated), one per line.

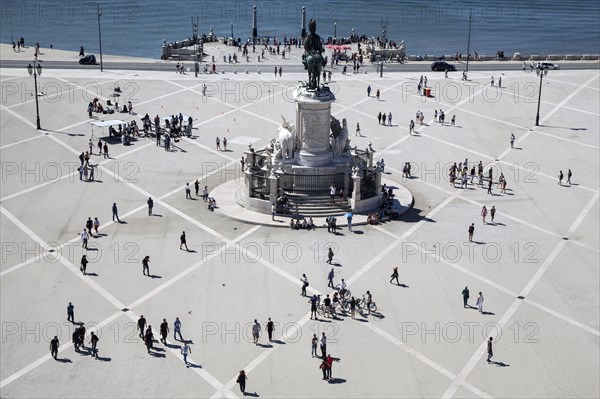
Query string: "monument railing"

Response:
xmin=280 ymin=172 xmax=350 ymax=195
xmin=361 ymin=169 xmax=378 ymax=199
xmin=352 ymin=150 xmax=369 ymax=169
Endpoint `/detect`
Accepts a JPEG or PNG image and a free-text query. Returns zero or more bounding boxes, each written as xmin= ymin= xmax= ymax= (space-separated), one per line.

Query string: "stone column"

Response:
xmin=269 ymin=171 xmax=278 ymax=205
xmin=294 ymin=87 xmax=335 ymax=167
xmin=351 ymin=174 xmax=362 ymax=210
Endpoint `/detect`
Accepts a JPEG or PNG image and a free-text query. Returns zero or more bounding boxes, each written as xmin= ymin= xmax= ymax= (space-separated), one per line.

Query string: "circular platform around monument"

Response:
xmin=210 ymin=177 xmax=414 ymax=228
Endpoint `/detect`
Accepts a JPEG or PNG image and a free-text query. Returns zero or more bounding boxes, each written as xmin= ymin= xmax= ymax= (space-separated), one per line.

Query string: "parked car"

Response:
xmin=537 ymin=61 xmax=560 ymax=70
xmin=79 ymin=55 xmax=97 ymax=65
xmin=431 ymin=61 xmax=456 ymax=71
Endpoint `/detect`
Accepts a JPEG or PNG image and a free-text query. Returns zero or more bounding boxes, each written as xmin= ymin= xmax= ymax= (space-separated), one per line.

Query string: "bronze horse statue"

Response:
xmin=302 ymin=19 xmax=327 ymax=90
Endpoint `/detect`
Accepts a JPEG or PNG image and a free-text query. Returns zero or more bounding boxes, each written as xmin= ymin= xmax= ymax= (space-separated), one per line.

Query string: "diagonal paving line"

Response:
xmin=441 ymin=190 xmax=599 ymax=399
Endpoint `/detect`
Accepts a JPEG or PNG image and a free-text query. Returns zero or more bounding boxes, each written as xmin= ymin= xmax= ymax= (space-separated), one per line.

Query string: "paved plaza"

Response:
xmin=1 ymin=57 xmax=599 ymax=398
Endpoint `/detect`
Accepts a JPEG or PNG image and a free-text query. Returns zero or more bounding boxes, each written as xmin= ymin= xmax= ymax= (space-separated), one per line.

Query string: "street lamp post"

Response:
xmin=97 ymin=3 xmax=104 ymax=71
xmin=466 ymin=8 xmax=472 ymax=73
xmin=231 ymin=22 xmax=234 ymax=41
xmin=27 ymin=61 xmax=42 ymax=130
xmin=535 ymin=66 xmax=548 ymax=126
xmin=334 ymin=22 xmax=337 ymax=40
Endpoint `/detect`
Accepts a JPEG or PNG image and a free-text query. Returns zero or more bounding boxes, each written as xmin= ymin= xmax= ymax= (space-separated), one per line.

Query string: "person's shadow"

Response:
xmin=243 ymin=392 xmax=259 ymax=397
xmin=490 ymin=360 xmax=510 ymax=367
xmin=56 ymin=357 xmax=73 ymax=363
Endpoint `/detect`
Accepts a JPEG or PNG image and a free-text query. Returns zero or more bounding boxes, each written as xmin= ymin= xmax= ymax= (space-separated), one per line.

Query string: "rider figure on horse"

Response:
xmin=302 ymin=19 xmax=326 ymax=89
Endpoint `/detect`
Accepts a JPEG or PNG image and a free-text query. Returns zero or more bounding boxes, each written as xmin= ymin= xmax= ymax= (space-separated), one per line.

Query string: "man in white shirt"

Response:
xmin=81 ymin=229 xmax=89 ymax=250
xmin=181 ymin=342 xmax=191 ymax=367
xmin=329 ymin=185 xmax=336 ymax=204
xmin=252 ymin=319 xmax=261 ymax=345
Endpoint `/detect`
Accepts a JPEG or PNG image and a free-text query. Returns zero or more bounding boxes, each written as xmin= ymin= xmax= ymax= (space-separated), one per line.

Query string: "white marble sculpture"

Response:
xmin=277 ymin=116 xmax=296 ymax=159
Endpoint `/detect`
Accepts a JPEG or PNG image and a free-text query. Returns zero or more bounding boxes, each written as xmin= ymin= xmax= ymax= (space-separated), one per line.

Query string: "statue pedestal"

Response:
xmin=294 ymin=87 xmax=335 ymax=167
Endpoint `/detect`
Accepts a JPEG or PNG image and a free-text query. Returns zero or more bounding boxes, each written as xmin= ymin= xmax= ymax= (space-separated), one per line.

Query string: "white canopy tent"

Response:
xmin=89 ymin=119 xmax=127 ymax=139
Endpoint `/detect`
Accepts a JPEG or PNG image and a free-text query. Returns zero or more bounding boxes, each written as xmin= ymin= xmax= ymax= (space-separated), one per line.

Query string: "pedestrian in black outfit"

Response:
xmin=468 ymin=223 xmax=475 ymax=242
xmin=462 ymin=286 xmax=470 ymax=307
xmin=112 ymin=203 xmax=121 ymax=222
xmin=180 ymin=231 xmax=188 ymax=250
xmin=194 ymin=180 xmax=200 ymax=196
xmin=67 ymin=302 xmax=75 ymax=323
xmin=78 ymin=325 xmax=86 ymax=350
xmin=236 ymin=370 xmax=247 ymax=395
xmin=266 ymin=318 xmax=275 ymax=342
xmin=86 ymin=217 xmax=93 ymax=235
xmin=80 ymin=255 xmax=88 ymax=275
xmin=72 ymin=329 xmax=81 ymax=352
xmin=390 ymin=267 xmax=400 ymax=285
xmin=160 ymin=319 xmax=169 ymax=344
xmin=144 ymin=328 xmax=154 ymax=354
xmin=89 ymin=332 xmax=99 ymax=359
xmin=137 ymin=315 xmax=147 ymax=338
xmin=327 ymin=247 xmax=334 ymax=264
xmin=50 ymin=336 xmax=59 ymax=359
xmin=147 ymin=197 xmax=154 ymax=216
xmin=142 ymin=256 xmax=150 ymax=276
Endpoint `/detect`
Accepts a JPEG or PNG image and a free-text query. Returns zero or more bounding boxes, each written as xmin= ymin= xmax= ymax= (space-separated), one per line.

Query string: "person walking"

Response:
xmin=181 ymin=342 xmax=191 ymax=367
xmin=50 ymin=336 xmax=60 ymax=360
xmin=216 ymin=137 xmax=221 ymax=151
xmin=89 ymin=332 xmax=99 ymax=359
xmin=223 ymin=137 xmax=228 ymax=151
xmin=81 ymin=229 xmax=89 ymax=250
xmin=67 ymin=302 xmax=75 ymax=323
xmin=311 ymin=334 xmax=319 ymax=357
xmin=80 ymin=254 xmax=88 ymax=275
xmin=487 ymin=337 xmax=494 ymax=362
xmin=180 ymin=231 xmax=188 ymax=251
xmin=567 ymin=169 xmax=572 ymax=185
xmin=367 ymin=85 xmax=371 ymax=97
xmin=103 ymin=143 xmax=109 ymax=158
xmin=382 ymin=113 xmax=386 ymax=125
xmin=320 ymin=358 xmax=329 ymax=380
xmin=490 ymin=206 xmax=496 ymax=223
xmin=112 ymin=203 xmax=120 ymax=222
xmin=85 ymin=216 xmax=93 ymax=235
xmin=137 ymin=315 xmax=147 ymax=338
xmin=468 ymin=223 xmax=475 ymax=242
xmin=346 ymin=212 xmax=353 ymax=232
xmin=309 ymin=294 xmax=319 ymax=320
xmin=326 ymin=354 xmax=334 ymax=379
xmin=481 ymin=206 xmax=488 ymax=224
xmin=319 ymin=332 xmax=327 ymax=358
xmin=376 ymin=89 xmax=380 ymax=101
xmin=160 ymin=319 xmax=169 ymax=345
xmin=236 ymin=370 xmax=247 ymax=395
xmin=487 ymin=179 xmax=493 ymax=195
xmin=93 ymin=217 xmax=100 ymax=236
xmin=349 ymin=296 xmax=356 ymax=319
xmin=451 ymin=115 xmax=456 ymax=126
xmin=144 ymin=328 xmax=154 ymax=353
xmin=266 ymin=318 xmax=275 ymax=342
xmin=409 ymin=119 xmax=415 ymax=135
xmin=271 ymin=203 xmax=276 ymax=221
xmin=301 ymin=273 xmax=309 ymax=296
xmin=476 ymin=292 xmax=484 ymax=313
xmin=174 ymin=317 xmax=183 ymax=341
xmin=462 ymin=286 xmax=470 ymax=308
xmin=377 ymin=112 xmax=382 ymax=125
xmin=390 ymin=267 xmax=400 ymax=285
xmin=355 ymin=122 xmax=361 ymax=136
xmin=147 ymin=197 xmax=154 ymax=216
xmin=327 ymin=247 xmax=334 ymax=264
xmin=142 ymin=256 xmax=150 ymax=276
xmin=327 ymin=268 xmax=335 ymax=289
xmin=558 ymin=170 xmax=563 ymax=186
xmin=252 ymin=319 xmax=261 ymax=345
xmin=388 ymin=112 xmax=392 ymax=126
xmin=194 ymin=179 xmax=200 ymax=197
xmin=185 ymin=183 xmax=192 ymax=199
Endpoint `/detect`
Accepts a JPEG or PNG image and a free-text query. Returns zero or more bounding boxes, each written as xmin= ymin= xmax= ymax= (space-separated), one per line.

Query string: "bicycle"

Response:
xmin=362 ymin=294 xmax=377 ymax=313
xmin=335 ymin=287 xmax=351 ymax=301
